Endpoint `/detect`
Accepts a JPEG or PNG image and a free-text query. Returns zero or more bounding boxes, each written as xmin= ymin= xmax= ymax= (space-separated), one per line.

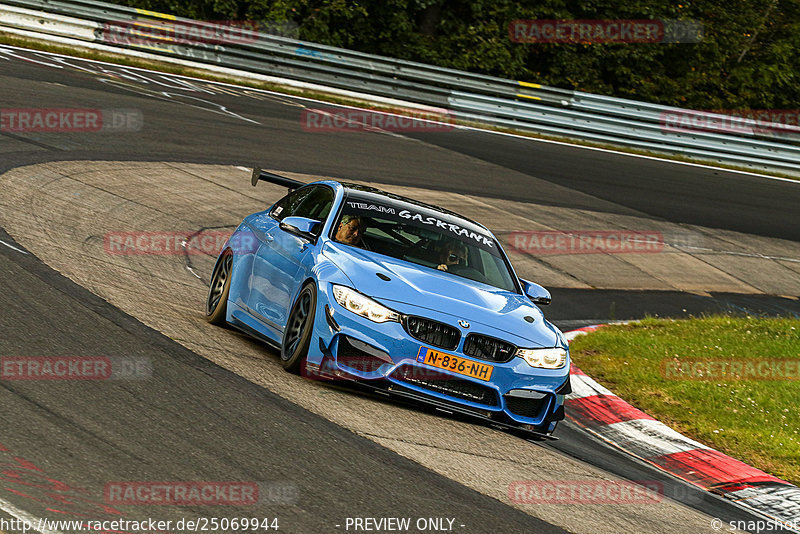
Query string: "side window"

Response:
xmin=270 ymin=187 xmax=312 ymax=222
xmin=293 ymin=186 xmax=334 ymax=224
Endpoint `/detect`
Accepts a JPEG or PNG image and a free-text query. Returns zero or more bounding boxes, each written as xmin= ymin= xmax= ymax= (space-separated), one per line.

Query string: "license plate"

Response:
xmin=416 ymin=347 xmax=494 ymax=381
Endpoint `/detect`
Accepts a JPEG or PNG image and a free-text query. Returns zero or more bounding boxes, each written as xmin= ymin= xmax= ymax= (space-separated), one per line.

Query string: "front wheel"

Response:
xmin=281 ymin=283 xmax=317 ymax=374
xmin=206 ymin=249 xmax=232 ymax=325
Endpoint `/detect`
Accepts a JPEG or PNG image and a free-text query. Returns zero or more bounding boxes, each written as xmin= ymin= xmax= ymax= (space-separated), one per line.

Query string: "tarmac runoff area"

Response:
xmin=0 ymin=161 xmax=769 ymax=533
xmin=1 ymin=161 xmax=795 ymax=297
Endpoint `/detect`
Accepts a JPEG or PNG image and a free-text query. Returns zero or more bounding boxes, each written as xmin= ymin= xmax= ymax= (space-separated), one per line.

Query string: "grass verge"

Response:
xmin=1 ymin=32 xmax=798 ymax=182
xmin=569 ymin=316 xmax=800 ymax=485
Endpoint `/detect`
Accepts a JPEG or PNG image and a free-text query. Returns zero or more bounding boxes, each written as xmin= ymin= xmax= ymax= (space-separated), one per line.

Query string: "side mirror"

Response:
xmin=520 ymin=278 xmax=551 ymax=305
xmin=280 ymin=216 xmax=321 ymax=242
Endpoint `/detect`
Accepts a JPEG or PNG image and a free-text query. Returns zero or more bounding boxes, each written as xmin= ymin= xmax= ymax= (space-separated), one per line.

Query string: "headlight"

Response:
xmin=516 ymin=347 xmax=567 ymax=369
xmin=332 ymin=285 xmax=400 ymax=323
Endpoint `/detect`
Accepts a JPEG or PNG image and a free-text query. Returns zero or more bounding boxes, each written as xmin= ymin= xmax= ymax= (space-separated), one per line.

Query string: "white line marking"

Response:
xmin=186 ymin=265 xmax=202 ymax=280
xmin=0 ymin=239 xmax=28 ymax=254
xmin=674 ymin=244 xmax=800 ymax=263
xmin=0 ymin=496 xmax=64 ymax=534
xmin=2 ymin=43 xmax=797 ymax=184
xmin=306 ymin=108 xmax=405 ymax=138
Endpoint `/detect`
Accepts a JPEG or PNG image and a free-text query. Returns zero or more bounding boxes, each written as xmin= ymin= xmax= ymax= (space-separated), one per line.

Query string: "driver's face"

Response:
xmin=336 ymin=219 xmax=364 ymax=245
xmin=444 ymin=248 xmax=467 ymax=265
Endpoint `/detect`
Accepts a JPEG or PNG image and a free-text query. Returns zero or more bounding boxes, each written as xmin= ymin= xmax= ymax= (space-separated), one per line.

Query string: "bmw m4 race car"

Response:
xmin=205 ymin=169 xmax=571 ymax=438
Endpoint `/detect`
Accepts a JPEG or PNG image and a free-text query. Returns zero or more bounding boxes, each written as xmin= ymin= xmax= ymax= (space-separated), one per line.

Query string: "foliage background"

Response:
xmin=108 ymin=0 xmax=800 ymax=110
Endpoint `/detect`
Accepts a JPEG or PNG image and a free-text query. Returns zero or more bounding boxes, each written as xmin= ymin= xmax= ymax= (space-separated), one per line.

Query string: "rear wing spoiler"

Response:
xmin=251 ymin=167 xmax=305 ymax=190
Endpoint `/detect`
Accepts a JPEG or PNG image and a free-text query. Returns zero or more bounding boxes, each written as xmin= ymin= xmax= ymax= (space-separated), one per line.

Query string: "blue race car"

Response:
xmin=206 ymin=169 xmax=571 ymax=438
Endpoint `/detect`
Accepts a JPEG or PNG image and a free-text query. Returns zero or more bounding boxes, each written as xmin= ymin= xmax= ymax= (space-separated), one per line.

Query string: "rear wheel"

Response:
xmin=281 ymin=283 xmax=317 ymax=374
xmin=206 ymin=250 xmax=232 ymax=325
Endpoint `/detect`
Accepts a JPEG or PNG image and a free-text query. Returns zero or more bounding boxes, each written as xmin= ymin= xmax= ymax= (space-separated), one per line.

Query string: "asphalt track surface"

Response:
xmin=0 ymin=227 xmax=563 ymax=533
xmin=1 ymin=45 xmax=799 ymax=533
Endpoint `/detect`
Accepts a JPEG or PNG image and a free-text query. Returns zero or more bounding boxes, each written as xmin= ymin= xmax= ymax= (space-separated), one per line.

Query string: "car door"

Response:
xmin=247 ymin=187 xmax=311 ymax=329
xmin=249 ymin=185 xmax=334 ymax=333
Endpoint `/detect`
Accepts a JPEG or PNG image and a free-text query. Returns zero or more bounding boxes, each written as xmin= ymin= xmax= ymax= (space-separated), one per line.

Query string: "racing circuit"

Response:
xmin=1 ymin=45 xmax=800 ymax=534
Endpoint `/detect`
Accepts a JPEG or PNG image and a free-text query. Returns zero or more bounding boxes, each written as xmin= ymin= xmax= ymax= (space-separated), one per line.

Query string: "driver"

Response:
xmin=437 ymin=241 xmax=467 ymax=272
xmin=334 ymin=215 xmax=368 ymax=248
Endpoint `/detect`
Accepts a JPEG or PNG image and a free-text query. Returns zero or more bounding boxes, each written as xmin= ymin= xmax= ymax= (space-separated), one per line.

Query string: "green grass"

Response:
xmin=569 ymin=316 xmax=800 ymax=485
xmin=1 ymin=32 xmax=798 ymax=182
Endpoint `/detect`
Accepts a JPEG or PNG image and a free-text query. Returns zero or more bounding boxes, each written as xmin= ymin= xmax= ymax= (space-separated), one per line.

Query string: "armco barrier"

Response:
xmin=1 ymin=0 xmax=799 ymax=174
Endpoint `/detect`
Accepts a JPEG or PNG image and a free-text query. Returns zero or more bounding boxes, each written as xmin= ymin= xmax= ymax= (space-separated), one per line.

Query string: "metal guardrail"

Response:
xmin=1 ymin=0 xmax=799 ymax=173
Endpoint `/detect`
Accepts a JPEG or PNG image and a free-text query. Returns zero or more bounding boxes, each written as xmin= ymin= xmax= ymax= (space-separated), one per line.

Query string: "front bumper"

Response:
xmin=307 ymin=286 xmax=570 ymax=436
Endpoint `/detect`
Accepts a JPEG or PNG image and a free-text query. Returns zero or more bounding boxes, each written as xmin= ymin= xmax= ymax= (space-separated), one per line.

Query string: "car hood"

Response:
xmin=323 ymin=242 xmax=559 ymax=347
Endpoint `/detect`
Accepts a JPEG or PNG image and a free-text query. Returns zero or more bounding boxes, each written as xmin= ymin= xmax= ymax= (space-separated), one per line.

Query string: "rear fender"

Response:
xmin=226 ymin=224 xmax=259 ymax=310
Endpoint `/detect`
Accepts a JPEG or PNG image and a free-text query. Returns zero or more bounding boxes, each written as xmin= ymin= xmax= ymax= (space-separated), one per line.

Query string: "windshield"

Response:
xmin=331 ymin=193 xmax=518 ymax=292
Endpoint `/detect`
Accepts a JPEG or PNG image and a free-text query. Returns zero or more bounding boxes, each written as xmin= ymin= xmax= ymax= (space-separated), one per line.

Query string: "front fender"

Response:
xmin=304 ymin=255 xmax=353 ymax=365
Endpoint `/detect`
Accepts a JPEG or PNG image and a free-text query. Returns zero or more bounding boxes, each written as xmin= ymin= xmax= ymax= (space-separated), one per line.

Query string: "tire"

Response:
xmin=206 ymin=249 xmax=232 ymax=325
xmin=281 ymin=282 xmax=317 ymax=374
